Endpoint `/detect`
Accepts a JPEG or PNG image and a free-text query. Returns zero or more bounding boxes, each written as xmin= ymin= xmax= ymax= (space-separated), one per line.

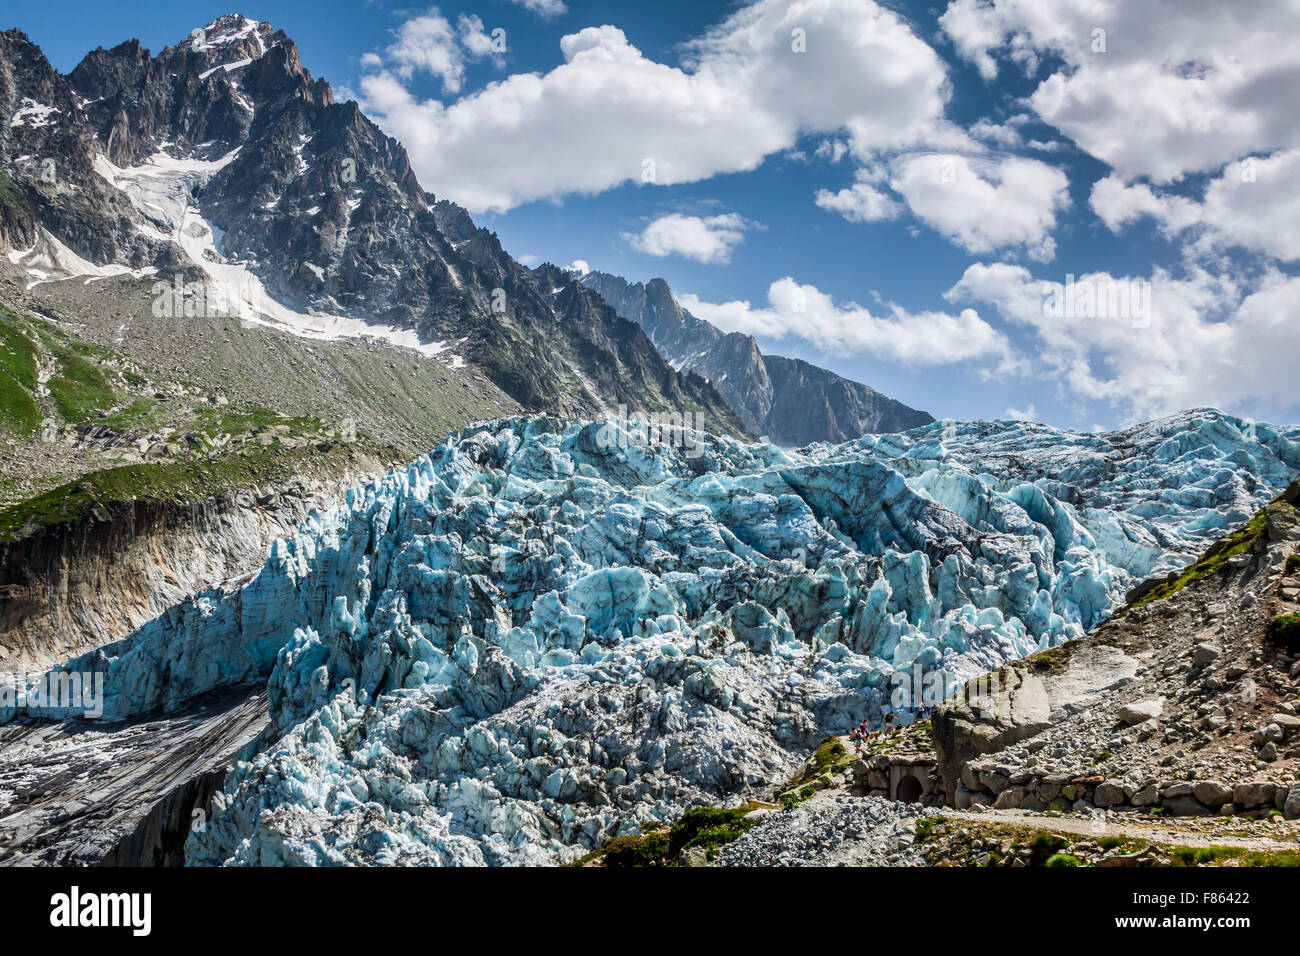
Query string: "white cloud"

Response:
xmin=1091 ymin=151 xmax=1300 ymax=263
xmin=566 ymin=258 xmax=591 ymax=274
xmin=940 ymin=0 xmax=1300 ymax=184
xmin=814 ymin=176 xmax=901 ymax=223
xmin=969 ymin=117 xmax=1022 ymax=148
xmin=814 ymin=139 xmax=849 ymax=163
xmin=1004 ymin=404 xmax=1037 ymax=421
xmin=457 ymin=15 xmax=499 ymax=60
xmin=947 ymin=261 xmax=1300 ymax=421
xmin=374 ymin=9 xmax=503 ymax=94
xmin=357 ymin=0 xmax=952 ymax=212
xmin=889 ymin=153 xmax=1070 ymax=260
xmin=680 ymin=278 xmax=1011 ymax=365
xmin=510 ymin=0 xmax=568 ymax=17
xmin=625 ymin=213 xmax=750 ymax=264
xmin=382 ymin=9 xmax=463 ymax=90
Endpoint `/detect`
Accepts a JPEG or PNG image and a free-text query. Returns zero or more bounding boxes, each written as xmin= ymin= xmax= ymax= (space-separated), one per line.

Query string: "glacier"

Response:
xmin=7 ymin=408 xmax=1300 ymax=864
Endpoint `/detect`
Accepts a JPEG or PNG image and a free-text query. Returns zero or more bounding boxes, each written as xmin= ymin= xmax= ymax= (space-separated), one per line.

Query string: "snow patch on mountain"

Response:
xmin=6 ymin=229 xmax=158 ymax=289
xmin=90 ymin=147 xmax=461 ymax=361
xmin=10 ymin=98 xmax=59 ymax=129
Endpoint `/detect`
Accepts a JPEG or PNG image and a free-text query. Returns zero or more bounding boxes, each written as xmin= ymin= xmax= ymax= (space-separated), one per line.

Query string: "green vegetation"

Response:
xmin=0 ymin=440 xmax=380 ymax=542
xmin=600 ymin=831 xmax=672 ymax=868
xmin=1286 ymin=553 xmax=1300 ymax=574
xmin=807 ymin=735 xmax=848 ymax=774
xmin=99 ymin=396 xmax=162 ymax=430
xmin=1045 ymin=853 xmax=1081 ymax=867
xmin=1025 ymin=643 xmax=1072 ymax=672
xmin=0 ymin=309 xmax=41 ymax=435
xmin=1171 ymin=845 xmax=1300 ymax=867
xmin=191 ymin=404 xmax=323 ymax=437
xmin=914 ymin=816 xmax=941 ymax=842
xmin=1098 ymin=836 xmax=1126 ymax=851
xmin=571 ymin=801 xmax=774 ymax=867
xmin=1028 ymin=831 xmax=1068 ymax=865
xmin=45 ymin=348 xmax=116 ymax=423
xmin=776 ymin=734 xmax=860 ymax=804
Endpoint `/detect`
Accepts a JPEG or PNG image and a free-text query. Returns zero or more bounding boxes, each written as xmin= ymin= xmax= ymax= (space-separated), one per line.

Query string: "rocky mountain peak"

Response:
xmin=580 ymin=269 xmax=933 ymax=445
xmin=0 ymin=19 xmax=750 ymax=437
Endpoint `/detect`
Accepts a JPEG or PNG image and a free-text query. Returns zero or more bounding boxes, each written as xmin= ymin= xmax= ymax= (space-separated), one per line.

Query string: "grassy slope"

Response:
xmin=0 ymin=438 xmax=393 ymax=543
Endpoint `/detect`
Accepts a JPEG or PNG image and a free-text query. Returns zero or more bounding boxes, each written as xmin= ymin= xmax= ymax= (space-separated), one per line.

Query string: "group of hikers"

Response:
xmin=847 ymin=705 xmax=934 ymax=753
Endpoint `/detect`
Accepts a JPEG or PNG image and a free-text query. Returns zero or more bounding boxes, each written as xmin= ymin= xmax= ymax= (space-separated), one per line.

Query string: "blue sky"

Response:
xmin=14 ymin=0 xmax=1300 ymax=431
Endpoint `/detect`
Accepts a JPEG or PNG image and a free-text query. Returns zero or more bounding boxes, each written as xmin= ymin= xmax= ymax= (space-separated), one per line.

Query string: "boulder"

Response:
xmin=977 ymin=769 xmax=1011 ymax=795
xmin=1118 ymin=699 xmax=1163 ymax=726
xmin=679 ymin=847 xmax=709 ymax=867
xmin=1097 ymin=846 xmax=1169 ymax=867
xmin=1163 ymin=794 xmax=1207 ymax=817
xmin=1273 ymin=713 xmax=1300 ymax=736
xmin=1285 ymin=786 xmax=1300 ymax=821
xmin=992 ymin=787 xmax=1024 ymax=810
xmin=1252 ymin=723 xmax=1284 ymax=745
xmin=1191 ymin=781 xmax=1233 ymax=808
xmin=1131 ymin=784 xmax=1160 ymax=807
xmin=1094 ymin=782 xmax=1127 ymax=808
xmin=1192 ymin=643 xmax=1222 ymax=667
xmin=1232 ymin=781 xmax=1278 ymax=808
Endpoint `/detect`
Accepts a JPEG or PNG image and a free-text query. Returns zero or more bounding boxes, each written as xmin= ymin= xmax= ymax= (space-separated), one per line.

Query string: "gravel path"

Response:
xmin=947 ymin=807 xmax=1300 ymax=850
xmin=716 ymin=793 xmax=932 ymax=867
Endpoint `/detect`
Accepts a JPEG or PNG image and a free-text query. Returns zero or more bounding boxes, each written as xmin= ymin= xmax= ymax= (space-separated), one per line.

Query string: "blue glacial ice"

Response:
xmin=14 ymin=408 xmax=1300 ymax=863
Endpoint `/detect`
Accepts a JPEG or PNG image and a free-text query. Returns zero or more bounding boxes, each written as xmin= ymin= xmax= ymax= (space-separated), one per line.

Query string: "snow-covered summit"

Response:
xmin=186 ymin=14 xmax=269 ymax=54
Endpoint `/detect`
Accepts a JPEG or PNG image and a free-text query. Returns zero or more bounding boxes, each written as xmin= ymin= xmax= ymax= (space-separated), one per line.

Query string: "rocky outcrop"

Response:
xmin=0 ymin=461 xmax=384 ymax=671
xmin=0 ymin=30 xmax=172 ymax=268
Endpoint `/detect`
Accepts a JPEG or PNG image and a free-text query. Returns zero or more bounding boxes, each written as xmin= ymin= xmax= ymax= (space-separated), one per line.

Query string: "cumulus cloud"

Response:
xmin=888 ymin=153 xmax=1070 ymax=260
xmin=679 ymin=279 xmax=1011 ymax=365
xmin=947 ymin=261 xmax=1300 ymax=421
xmin=940 ymin=0 xmax=1300 ymax=184
xmin=1091 ymin=151 xmax=1300 ymax=263
xmin=357 ymin=0 xmax=952 ymax=212
xmin=371 ymin=9 xmax=502 ymax=94
xmin=625 ymin=213 xmax=750 ymax=264
xmin=814 ymin=176 xmax=901 ymax=223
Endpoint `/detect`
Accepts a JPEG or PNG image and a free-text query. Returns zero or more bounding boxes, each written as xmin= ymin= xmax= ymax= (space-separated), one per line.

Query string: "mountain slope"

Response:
xmin=580 ymin=270 xmax=933 ymax=444
xmin=0 ymin=16 xmax=748 ymax=436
